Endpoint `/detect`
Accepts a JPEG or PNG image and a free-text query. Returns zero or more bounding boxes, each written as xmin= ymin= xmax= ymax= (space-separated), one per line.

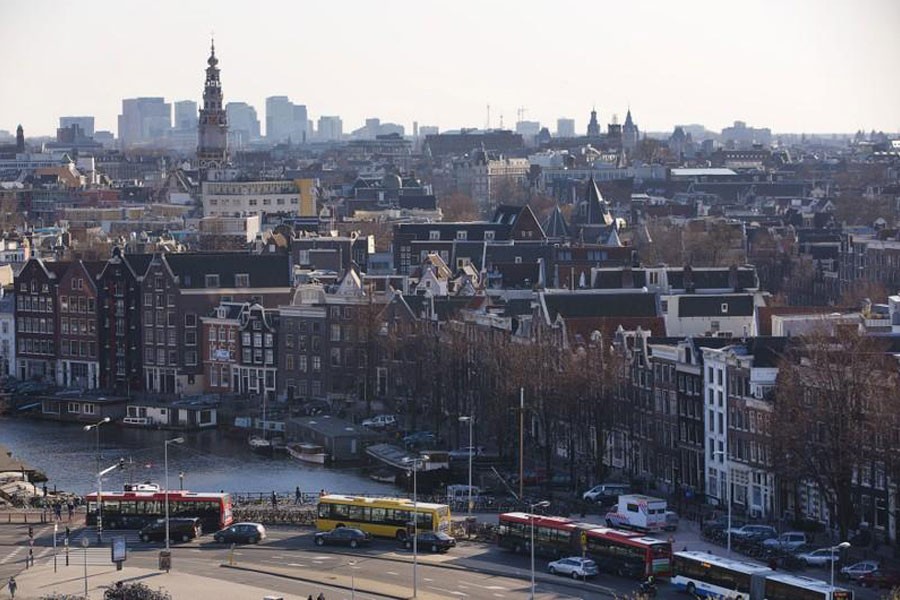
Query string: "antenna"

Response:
xmin=517 ymin=106 xmax=528 ymax=123
xmin=499 ymin=114 xmax=504 ymax=129
xmin=486 ymin=104 xmax=491 ymax=130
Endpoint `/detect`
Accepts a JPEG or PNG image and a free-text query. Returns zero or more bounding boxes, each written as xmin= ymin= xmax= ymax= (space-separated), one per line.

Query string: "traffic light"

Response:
xmin=27 ymin=526 xmax=33 ymax=539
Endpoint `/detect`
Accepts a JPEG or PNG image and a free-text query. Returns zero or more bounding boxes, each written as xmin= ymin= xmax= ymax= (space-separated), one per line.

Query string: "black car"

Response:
xmin=402 ymin=531 xmax=456 ymax=553
xmin=213 ymin=522 xmax=267 ymax=544
xmin=314 ymin=527 xmax=371 ymax=548
xmin=139 ymin=517 xmax=202 ymax=543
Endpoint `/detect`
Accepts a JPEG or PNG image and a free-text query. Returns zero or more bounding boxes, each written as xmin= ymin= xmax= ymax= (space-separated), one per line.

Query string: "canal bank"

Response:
xmin=0 ymin=417 xmax=395 ymax=497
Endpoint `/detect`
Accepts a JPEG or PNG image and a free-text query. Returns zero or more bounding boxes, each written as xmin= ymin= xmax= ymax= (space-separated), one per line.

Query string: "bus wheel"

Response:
xmin=686 ymin=582 xmax=696 ymax=595
xmin=396 ymin=530 xmax=407 ymax=541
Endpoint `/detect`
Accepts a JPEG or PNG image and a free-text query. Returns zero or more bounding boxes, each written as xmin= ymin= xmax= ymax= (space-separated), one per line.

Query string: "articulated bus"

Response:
xmin=672 ymin=551 xmax=853 ymax=600
xmin=85 ymin=490 xmax=233 ymax=533
xmin=316 ymin=494 xmax=452 ymax=540
xmin=497 ymin=512 xmax=673 ymax=579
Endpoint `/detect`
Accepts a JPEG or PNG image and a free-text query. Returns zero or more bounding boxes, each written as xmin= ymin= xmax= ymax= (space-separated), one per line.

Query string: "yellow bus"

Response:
xmin=316 ymin=494 xmax=452 ymax=540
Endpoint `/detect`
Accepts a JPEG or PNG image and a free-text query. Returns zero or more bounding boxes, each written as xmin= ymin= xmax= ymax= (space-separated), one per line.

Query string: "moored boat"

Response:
xmin=286 ymin=442 xmax=328 ymax=465
xmin=248 ymin=435 xmax=273 ymax=456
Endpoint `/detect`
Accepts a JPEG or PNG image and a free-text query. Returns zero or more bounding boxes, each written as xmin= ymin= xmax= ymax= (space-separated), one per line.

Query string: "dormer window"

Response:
xmin=484 ymin=231 xmax=495 ymax=241
xmin=721 ymin=303 xmax=729 ymax=313
xmin=205 ymin=274 xmax=220 ymax=288
xmin=429 ymin=230 xmax=440 ymax=241
xmin=235 ymin=274 xmax=250 ymax=288
xmin=456 ymin=231 xmax=468 ymax=241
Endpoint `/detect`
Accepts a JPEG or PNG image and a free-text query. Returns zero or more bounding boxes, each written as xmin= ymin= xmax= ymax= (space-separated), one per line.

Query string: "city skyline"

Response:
xmin=2 ymin=0 xmax=899 ymax=138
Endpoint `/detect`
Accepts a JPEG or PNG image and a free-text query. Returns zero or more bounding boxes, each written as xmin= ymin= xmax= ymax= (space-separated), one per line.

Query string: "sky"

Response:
xmin=1 ymin=0 xmax=899 ymax=138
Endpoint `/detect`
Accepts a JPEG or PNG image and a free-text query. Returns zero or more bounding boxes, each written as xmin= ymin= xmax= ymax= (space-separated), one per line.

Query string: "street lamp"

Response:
xmin=830 ymin=541 xmax=851 ymax=591
xmin=84 ymin=417 xmax=111 ymax=542
xmin=348 ymin=558 xmax=357 ymax=600
xmin=164 ymin=437 xmax=185 ymax=552
xmin=179 ymin=471 xmax=185 ymax=491
xmin=712 ymin=449 xmax=732 ymax=555
xmin=529 ymin=499 xmax=551 ymax=600
xmin=458 ymin=415 xmax=475 ymax=520
xmin=94 ymin=459 xmax=124 ymax=545
xmin=403 ymin=454 xmax=429 ymax=598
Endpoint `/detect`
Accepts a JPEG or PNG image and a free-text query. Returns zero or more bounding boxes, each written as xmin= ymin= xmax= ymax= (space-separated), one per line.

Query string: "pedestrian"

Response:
xmin=42 ymin=484 xmax=47 ymax=498
xmin=271 ymin=491 xmax=277 ymax=507
xmin=295 ymin=486 xmax=301 ymax=504
xmin=307 ymin=595 xmax=313 ymax=600
xmin=67 ymin=500 xmax=74 ymax=521
xmin=54 ymin=503 xmax=62 ymax=521
xmin=317 ymin=593 xmax=325 ymax=600
xmin=26 ymin=548 xmax=33 ymax=568
xmin=7 ymin=576 xmax=16 ymax=599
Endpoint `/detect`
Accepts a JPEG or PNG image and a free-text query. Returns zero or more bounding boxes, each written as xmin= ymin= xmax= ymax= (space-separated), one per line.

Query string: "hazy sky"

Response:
xmin=2 ymin=0 xmax=898 ymax=138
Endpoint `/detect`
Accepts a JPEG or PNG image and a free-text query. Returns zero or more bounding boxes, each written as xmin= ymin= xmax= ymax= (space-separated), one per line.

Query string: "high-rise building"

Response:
xmin=197 ymin=40 xmax=229 ymax=169
xmin=174 ymin=101 xmax=198 ymax=130
xmin=265 ymin=96 xmax=308 ymax=143
xmin=226 ymin=102 xmax=261 ymax=146
xmin=556 ymin=118 xmax=575 ymax=138
xmin=316 ymin=116 xmax=343 ymax=141
xmin=59 ymin=116 xmax=95 ymax=138
xmin=117 ymin=98 xmax=171 ymax=148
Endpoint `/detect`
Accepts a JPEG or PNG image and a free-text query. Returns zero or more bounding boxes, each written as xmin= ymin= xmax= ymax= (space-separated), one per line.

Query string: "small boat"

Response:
xmin=287 ymin=442 xmax=328 ymax=465
xmin=248 ymin=435 xmax=273 ymax=456
xmin=369 ymin=468 xmax=397 ymax=484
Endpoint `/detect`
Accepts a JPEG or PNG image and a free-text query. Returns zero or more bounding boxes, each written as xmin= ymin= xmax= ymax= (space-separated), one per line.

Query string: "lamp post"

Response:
xmin=84 ymin=417 xmax=111 ymax=542
xmin=458 ymin=415 xmax=475 ymax=519
xmin=713 ymin=449 xmax=732 ymax=555
xmin=530 ymin=500 xmax=551 ymax=600
xmin=94 ymin=459 xmax=124 ymax=545
xmin=178 ymin=471 xmax=185 ymax=491
xmin=403 ymin=454 xmax=429 ymax=598
xmin=348 ymin=558 xmax=357 ymax=600
xmin=164 ymin=437 xmax=185 ymax=552
xmin=830 ymin=541 xmax=850 ymax=592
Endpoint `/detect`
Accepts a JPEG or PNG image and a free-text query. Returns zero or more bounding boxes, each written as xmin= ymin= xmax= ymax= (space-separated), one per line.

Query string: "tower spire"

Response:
xmin=197 ymin=37 xmax=228 ymax=173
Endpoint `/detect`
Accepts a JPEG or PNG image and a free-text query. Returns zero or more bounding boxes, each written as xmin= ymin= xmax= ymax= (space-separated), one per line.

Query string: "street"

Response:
xmin=0 ymin=521 xmax=887 ymax=599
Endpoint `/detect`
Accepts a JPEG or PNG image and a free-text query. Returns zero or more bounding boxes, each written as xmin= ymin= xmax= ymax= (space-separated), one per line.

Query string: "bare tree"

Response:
xmin=772 ymin=329 xmax=900 ymax=539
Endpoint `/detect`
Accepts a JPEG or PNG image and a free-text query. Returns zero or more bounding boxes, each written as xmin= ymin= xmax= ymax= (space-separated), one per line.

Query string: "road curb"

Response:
xmin=221 ymin=563 xmax=410 ymax=599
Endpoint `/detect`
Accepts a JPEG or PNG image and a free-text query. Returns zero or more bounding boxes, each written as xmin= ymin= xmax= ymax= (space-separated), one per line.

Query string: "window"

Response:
xmin=429 ymin=230 xmax=440 ymax=241
xmin=264 ymin=334 xmax=273 ymax=347
xmin=185 ymin=331 xmax=197 ymax=346
xmin=235 ymin=274 xmax=250 ymax=288
xmin=242 ymin=332 xmax=251 ymax=346
xmin=185 ymin=351 xmax=197 ymax=366
xmin=297 ymin=250 xmax=310 ymax=265
xmin=484 ymin=230 xmax=495 ymax=241
xmin=185 ymin=313 xmax=197 ymax=327
xmin=331 ymin=324 xmax=341 ymax=342
xmin=205 ymin=274 xmax=220 ymax=288
xmin=285 ymin=333 xmax=294 ymax=349
xmin=312 ymin=356 xmax=321 ymax=373
xmin=299 ymin=356 xmax=308 ymax=372
xmin=456 ymin=230 xmax=467 ymax=241
xmin=721 ymin=303 xmax=729 ymax=313
xmin=286 ymin=354 xmax=294 ymax=370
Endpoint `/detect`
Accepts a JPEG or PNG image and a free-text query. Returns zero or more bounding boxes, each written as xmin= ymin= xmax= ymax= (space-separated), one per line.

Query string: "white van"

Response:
xmin=446 ymin=484 xmax=482 ymax=508
xmin=604 ymin=494 xmax=667 ymax=531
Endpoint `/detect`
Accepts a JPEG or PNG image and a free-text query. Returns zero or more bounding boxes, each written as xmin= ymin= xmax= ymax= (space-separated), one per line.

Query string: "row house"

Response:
xmin=0 ymin=289 xmax=15 ymax=377
xmin=278 ymin=270 xmax=391 ymax=407
xmin=200 ymin=303 xmax=243 ymax=396
xmin=702 ymin=338 xmax=785 ymax=519
xmin=233 ymin=303 xmax=278 ymax=401
xmin=57 ymin=260 xmax=102 ymax=388
xmin=141 ymin=253 xmax=291 ymax=394
xmin=15 ymin=258 xmax=66 ymax=382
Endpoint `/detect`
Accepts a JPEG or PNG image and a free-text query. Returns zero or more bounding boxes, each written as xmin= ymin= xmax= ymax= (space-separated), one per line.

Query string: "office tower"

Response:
xmin=59 ymin=116 xmax=95 ymax=138
xmin=556 ymin=118 xmax=575 ymax=138
xmin=316 ymin=116 xmax=343 ymax=141
xmin=174 ymin=101 xmax=199 ymax=130
xmin=226 ymin=102 xmax=261 ymax=145
xmin=266 ymin=96 xmax=308 ymax=144
xmin=117 ymin=98 xmax=171 ymax=148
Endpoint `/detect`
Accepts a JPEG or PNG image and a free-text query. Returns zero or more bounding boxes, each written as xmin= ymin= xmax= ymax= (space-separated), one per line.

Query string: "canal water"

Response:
xmin=0 ymin=417 xmax=395 ymax=497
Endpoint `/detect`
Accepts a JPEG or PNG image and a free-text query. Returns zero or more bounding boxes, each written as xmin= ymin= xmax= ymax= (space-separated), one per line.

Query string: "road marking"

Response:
xmin=426 ymin=586 xmax=467 ymax=597
xmin=385 ymin=571 xmax=399 ymax=576
xmin=0 ymin=547 xmax=23 ymax=564
xmin=287 ymin=563 xmax=306 ymax=567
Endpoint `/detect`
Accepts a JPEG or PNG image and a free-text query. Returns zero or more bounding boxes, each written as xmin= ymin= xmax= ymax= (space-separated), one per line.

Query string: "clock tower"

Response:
xmin=197 ymin=39 xmax=229 ymax=171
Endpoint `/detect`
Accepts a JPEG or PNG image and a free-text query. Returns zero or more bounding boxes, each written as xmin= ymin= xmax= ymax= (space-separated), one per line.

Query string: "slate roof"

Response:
xmin=164 ymin=253 xmax=290 ymax=288
xmin=677 ymin=294 xmax=755 ymax=318
xmin=541 ymin=205 xmax=570 ymax=239
xmin=593 ymin=269 xmax=648 ymax=289
xmin=667 ymin=267 xmax=758 ymax=291
xmin=398 ymin=195 xmax=437 ymax=210
xmin=542 ymin=291 xmax=659 ymax=322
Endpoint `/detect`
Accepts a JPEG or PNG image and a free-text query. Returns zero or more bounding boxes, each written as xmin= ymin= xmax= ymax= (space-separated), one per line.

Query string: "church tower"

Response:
xmin=15 ymin=125 xmax=24 ymax=152
xmin=623 ymin=109 xmax=639 ymax=153
xmin=197 ymin=39 xmax=228 ymax=170
xmin=587 ymin=108 xmax=600 ymax=137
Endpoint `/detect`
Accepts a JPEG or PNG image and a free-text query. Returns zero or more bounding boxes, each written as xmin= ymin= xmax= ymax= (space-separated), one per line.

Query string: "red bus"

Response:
xmin=497 ymin=513 xmax=672 ymax=580
xmin=581 ymin=525 xmax=672 ymax=579
xmin=85 ymin=490 xmax=233 ymax=533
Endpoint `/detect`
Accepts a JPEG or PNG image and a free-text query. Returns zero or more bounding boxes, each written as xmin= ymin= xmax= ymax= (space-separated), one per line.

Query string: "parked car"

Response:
xmin=402 ymin=431 xmax=437 ymax=448
xmin=213 ymin=522 xmax=266 ymax=544
xmin=139 ymin=517 xmax=202 ymax=543
xmin=762 ymin=531 xmax=808 ymax=551
xmin=548 ymin=557 xmax=599 ymax=579
xmin=582 ymin=483 xmax=631 ymax=505
xmin=362 ymin=414 xmax=397 ymax=430
xmin=840 ymin=561 xmax=880 ymax=581
xmin=448 ymin=446 xmax=485 ymax=460
xmin=796 ymin=547 xmax=841 ymax=567
xmin=314 ymin=527 xmax=371 ymax=548
xmin=727 ymin=524 xmax=777 ymax=541
xmin=663 ymin=511 xmax=680 ymax=532
xmin=703 ymin=516 xmax=746 ymax=533
xmin=859 ymin=569 xmax=900 ymax=589
xmin=402 ymin=531 xmax=456 ymax=553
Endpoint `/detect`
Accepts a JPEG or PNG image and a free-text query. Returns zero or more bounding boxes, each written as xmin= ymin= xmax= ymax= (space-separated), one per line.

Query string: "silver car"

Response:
xmin=548 ymin=557 xmax=599 ymax=579
xmin=797 ymin=548 xmax=841 ymax=567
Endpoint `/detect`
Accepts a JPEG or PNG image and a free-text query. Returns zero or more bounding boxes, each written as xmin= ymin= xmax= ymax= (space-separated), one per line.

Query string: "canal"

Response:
xmin=0 ymin=417 xmax=395 ymax=497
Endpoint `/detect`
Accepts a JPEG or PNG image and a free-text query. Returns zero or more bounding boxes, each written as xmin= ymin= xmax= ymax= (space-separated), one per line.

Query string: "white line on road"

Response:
xmin=385 ymin=571 xmax=399 ymax=576
xmin=426 ymin=585 xmax=467 ymax=597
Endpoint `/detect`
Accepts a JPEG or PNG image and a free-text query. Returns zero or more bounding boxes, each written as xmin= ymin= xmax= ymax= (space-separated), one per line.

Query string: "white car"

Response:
xmin=841 ymin=561 xmax=880 ymax=581
xmin=361 ymin=414 xmax=397 ymax=429
xmin=762 ymin=531 xmax=807 ymax=551
xmin=797 ymin=548 xmax=841 ymax=567
xmin=548 ymin=557 xmax=599 ymax=579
